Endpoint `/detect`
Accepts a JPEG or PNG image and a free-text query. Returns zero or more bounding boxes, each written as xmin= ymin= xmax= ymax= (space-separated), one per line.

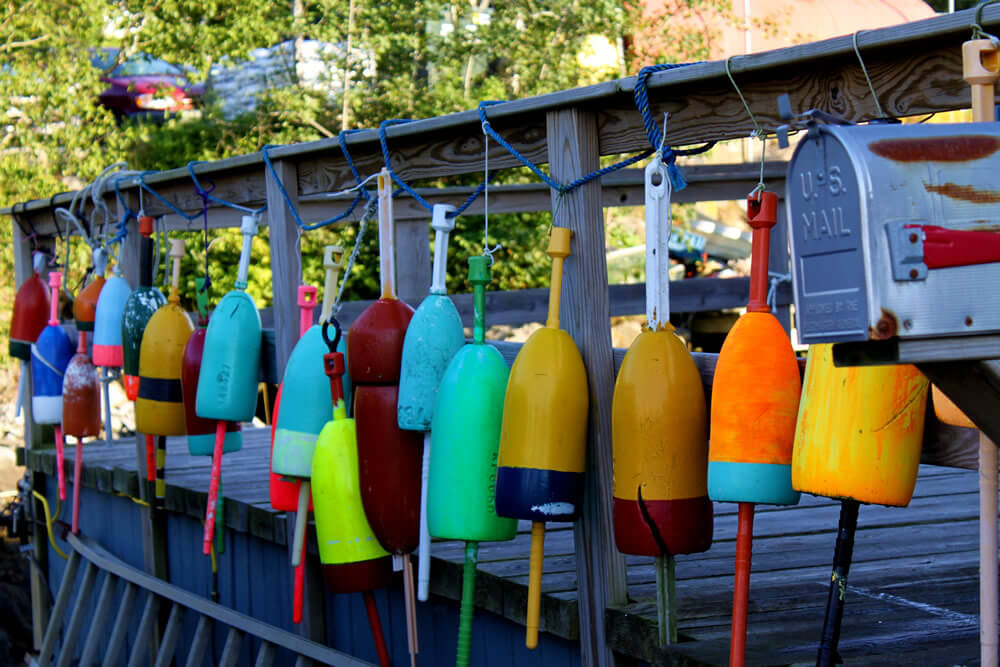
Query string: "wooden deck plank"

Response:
xmin=29 ymin=426 xmax=993 ymax=663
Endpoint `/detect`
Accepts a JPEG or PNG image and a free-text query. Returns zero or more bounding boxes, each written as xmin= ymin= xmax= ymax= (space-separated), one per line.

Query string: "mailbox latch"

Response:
xmin=887 ymin=220 xmax=1000 ymax=280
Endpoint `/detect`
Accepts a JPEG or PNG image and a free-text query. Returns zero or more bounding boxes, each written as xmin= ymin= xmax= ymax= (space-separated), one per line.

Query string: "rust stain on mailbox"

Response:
xmin=924 ymin=182 xmax=1000 ymax=204
xmin=871 ymin=308 xmax=898 ymax=341
xmin=868 ymin=135 xmax=1000 ymax=162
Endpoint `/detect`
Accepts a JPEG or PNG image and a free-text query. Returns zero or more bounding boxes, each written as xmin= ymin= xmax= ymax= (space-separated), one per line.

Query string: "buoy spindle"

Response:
xmin=746 ymin=194 xmax=777 ymax=313
xmin=377 ymin=170 xmax=396 ymax=300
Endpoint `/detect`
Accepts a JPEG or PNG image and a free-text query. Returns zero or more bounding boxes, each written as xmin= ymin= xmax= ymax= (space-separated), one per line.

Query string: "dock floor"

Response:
xmin=28 ymin=428 xmax=990 ymax=665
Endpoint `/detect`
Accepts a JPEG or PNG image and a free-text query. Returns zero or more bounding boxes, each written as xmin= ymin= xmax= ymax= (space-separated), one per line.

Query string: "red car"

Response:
xmin=91 ymin=49 xmax=204 ymax=121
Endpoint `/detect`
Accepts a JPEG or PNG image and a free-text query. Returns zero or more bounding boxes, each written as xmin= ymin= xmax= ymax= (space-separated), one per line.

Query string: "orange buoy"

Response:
xmin=708 ymin=192 xmax=801 ymax=667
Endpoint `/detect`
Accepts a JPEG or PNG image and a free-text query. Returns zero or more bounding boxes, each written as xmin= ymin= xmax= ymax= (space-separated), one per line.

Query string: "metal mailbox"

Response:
xmin=786 ymin=121 xmax=1000 ymax=363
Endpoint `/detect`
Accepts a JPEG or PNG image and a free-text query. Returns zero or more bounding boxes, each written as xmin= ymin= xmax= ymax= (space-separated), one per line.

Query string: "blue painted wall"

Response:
xmin=42 ymin=476 xmax=582 ymax=666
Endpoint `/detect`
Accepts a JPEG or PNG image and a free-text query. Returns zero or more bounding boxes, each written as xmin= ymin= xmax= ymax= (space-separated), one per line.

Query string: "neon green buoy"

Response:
xmin=428 ymin=255 xmax=516 ymax=667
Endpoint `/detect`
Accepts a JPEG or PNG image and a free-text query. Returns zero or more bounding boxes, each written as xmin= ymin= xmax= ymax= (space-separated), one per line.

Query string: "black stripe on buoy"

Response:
xmin=138 ymin=377 xmax=184 ymax=403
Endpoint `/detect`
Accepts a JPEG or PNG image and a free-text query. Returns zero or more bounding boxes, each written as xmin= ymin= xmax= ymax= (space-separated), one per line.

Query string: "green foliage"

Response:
xmin=0 ymin=0 xmax=724 ymax=322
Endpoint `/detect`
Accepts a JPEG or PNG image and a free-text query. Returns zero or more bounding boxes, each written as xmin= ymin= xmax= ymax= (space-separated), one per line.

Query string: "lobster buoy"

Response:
xmin=63 ymin=328 xmax=101 ymax=534
xmin=496 ymin=227 xmax=588 ymax=649
xmin=92 ymin=265 xmax=132 ymax=369
xmin=196 ymin=214 xmax=261 ymax=554
xmin=121 ymin=216 xmax=166 ymax=401
xmin=348 ymin=170 xmax=421 ymax=665
xmin=793 ymin=344 xmax=928 ymax=664
xmin=708 ymin=192 xmax=801 ymax=667
xmin=10 ymin=252 xmax=50 ymax=360
xmin=312 ymin=317 xmax=392 ymax=667
xmin=31 ymin=271 xmax=74 ymax=501
xmin=398 ymin=203 xmax=465 ymax=603
xmin=429 ymin=255 xmax=516 ymax=666
xmin=612 ymin=157 xmax=711 ymax=646
xmin=137 ymin=239 xmax=194 ymax=437
xmin=73 ymin=248 xmax=107 ymax=332
xmin=182 ymin=278 xmax=242 ymax=457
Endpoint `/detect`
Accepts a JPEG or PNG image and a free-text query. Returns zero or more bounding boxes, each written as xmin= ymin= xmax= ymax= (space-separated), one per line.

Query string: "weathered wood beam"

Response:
xmin=548 ymin=108 xmax=624 ymax=667
xmin=16 ymin=164 xmax=788 ymax=237
xmin=9 ymin=6 xmax=998 ymax=225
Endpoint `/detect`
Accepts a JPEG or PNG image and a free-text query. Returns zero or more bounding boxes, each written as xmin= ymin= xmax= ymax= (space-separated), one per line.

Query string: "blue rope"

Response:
xmin=338 ymin=130 xmax=372 ymax=203
xmin=139 ymin=172 xmax=202 ymax=222
xmin=633 ymin=63 xmax=717 ymax=190
xmin=378 ymin=119 xmax=492 ymax=219
xmin=477 ymin=101 xmax=656 ymax=194
xmin=261 ymin=139 xmax=370 ymax=231
xmin=111 ymin=176 xmax=137 ymax=246
xmin=187 ymin=162 xmax=267 ymax=215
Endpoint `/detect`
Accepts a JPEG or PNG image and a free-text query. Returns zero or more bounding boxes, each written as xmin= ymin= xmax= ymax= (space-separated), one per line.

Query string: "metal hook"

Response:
xmin=321 ymin=314 xmax=343 ymax=353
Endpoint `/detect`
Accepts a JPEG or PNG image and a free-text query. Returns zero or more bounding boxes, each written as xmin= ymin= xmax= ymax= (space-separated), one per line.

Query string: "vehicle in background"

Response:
xmin=90 ymin=48 xmax=204 ymax=121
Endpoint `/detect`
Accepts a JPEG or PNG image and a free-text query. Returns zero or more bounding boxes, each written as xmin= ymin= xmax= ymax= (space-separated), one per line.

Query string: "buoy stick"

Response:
xmin=291 ymin=481 xmax=310 ymax=568
xmin=656 ymin=555 xmax=677 ymax=646
xmin=71 ymin=438 xmax=83 ymax=533
xmin=644 ymin=154 xmax=673 ymax=330
xmin=320 ymin=246 xmax=344 ymax=322
xmin=403 ymin=554 xmax=419 ymax=667
xmin=981 ymin=433 xmax=998 ymax=667
xmin=100 ymin=369 xmax=114 ymax=444
xmin=292 ymin=552 xmax=305 ymax=624
xmin=456 ymin=541 xmax=479 ymax=667
xmin=155 ymin=435 xmax=166 ymax=506
xmin=363 ymin=590 xmax=391 ymax=667
xmin=377 ymin=170 xmax=397 ymax=301
xmin=526 ymin=521 xmax=545 ymax=649
xmin=203 ymin=420 xmax=227 ymax=554
xmin=71 ymin=329 xmax=89 ymax=534
xmin=730 ymin=502 xmax=754 ymax=667
xmin=145 ymin=434 xmax=156 ymax=483
xmin=964 ymin=38 xmax=1000 ymax=667
xmin=817 ymin=499 xmax=859 ymax=667
xmin=54 ymin=426 xmax=66 ymax=501
xmin=430 ymin=204 xmax=457 ymax=295
xmin=417 ymin=433 xmax=431 ymax=601
xmin=545 ymin=235 xmax=569 ymax=329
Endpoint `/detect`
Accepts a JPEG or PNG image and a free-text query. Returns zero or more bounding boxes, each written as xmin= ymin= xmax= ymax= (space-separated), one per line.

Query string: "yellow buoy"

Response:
xmin=792 ymin=344 xmax=928 ymax=507
xmin=136 ymin=239 xmax=194 ymax=437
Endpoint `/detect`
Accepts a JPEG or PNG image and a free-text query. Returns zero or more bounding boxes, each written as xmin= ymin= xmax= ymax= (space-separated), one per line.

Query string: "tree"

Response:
xmin=0 ymin=0 xmax=729 ymax=346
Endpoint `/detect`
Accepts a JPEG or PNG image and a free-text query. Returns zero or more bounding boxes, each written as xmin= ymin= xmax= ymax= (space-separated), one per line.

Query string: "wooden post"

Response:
xmin=264 ymin=159 xmax=326 ymax=643
xmin=14 ymin=220 xmax=49 ymax=651
xmin=395 ymin=220 xmax=431 ymax=307
xmin=546 ymin=108 xmax=627 ymax=667
xmin=771 ymin=200 xmax=791 ymax=335
xmin=264 ymin=159 xmax=302 ymax=380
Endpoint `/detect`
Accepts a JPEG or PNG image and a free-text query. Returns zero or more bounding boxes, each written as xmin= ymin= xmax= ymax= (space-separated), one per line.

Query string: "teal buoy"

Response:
xmin=398 ymin=203 xmax=465 ymax=602
xmin=196 ymin=214 xmax=261 ymax=554
xmin=428 ymin=255 xmax=516 ymax=667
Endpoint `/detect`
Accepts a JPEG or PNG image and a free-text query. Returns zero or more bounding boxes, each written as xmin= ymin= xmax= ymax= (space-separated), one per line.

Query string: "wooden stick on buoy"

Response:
xmin=197 ymin=214 xmax=262 ymax=554
xmin=612 ymin=153 xmax=712 ymax=647
xmin=64 ymin=328 xmax=100 ymax=534
xmin=398 ymin=202 xmax=464 ymax=603
xmin=496 ymin=227 xmax=589 ymax=650
xmin=961 ymin=37 xmax=1000 ymax=667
